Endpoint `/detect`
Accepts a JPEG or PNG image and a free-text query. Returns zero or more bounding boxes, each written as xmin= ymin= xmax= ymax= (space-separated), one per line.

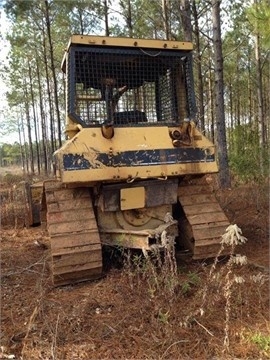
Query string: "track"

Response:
xmin=44 ymin=181 xmax=103 ymax=286
xmin=178 ymin=182 xmax=231 ymax=259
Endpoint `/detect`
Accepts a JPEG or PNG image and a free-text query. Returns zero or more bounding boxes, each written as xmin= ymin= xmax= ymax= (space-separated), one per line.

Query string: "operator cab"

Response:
xmin=62 ymin=35 xmax=196 ymax=133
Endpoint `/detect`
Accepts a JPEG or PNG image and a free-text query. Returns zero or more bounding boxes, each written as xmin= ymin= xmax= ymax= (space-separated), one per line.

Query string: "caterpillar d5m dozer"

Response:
xmin=42 ymin=35 xmax=230 ymax=286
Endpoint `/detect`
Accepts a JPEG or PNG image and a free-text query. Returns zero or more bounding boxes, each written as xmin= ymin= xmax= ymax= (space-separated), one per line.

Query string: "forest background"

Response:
xmin=0 ymin=0 xmax=269 ymax=184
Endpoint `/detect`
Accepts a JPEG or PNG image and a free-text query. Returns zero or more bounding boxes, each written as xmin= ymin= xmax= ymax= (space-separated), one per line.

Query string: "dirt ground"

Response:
xmin=1 ymin=177 xmax=269 ymax=360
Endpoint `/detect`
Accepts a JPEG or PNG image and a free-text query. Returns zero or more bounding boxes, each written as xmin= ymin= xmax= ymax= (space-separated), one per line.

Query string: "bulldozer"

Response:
xmin=33 ymin=35 xmax=230 ymax=286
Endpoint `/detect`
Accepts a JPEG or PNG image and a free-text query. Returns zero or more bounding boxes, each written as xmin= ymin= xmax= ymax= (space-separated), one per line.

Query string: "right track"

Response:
xmin=178 ymin=182 xmax=231 ymax=259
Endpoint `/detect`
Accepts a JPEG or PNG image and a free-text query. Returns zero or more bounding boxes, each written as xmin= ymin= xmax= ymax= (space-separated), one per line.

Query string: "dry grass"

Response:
xmin=1 ymin=231 xmax=269 ymax=360
xmin=1 ymin=179 xmax=269 ymax=360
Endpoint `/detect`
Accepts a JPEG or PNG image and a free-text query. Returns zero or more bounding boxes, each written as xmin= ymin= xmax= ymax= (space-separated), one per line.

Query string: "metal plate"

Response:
xmin=120 ymin=187 xmax=145 ymax=210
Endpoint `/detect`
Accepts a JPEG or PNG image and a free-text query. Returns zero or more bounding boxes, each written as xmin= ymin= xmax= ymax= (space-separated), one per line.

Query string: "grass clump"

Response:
xmin=249 ymin=332 xmax=270 ymax=355
xmin=122 ymin=233 xmax=179 ymax=300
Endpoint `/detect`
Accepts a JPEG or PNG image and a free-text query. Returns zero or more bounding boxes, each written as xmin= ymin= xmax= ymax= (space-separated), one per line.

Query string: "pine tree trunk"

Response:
xmin=23 ymin=84 xmax=35 ymax=175
xmin=20 ymin=109 xmax=29 ymax=174
xmin=254 ymin=0 xmax=266 ymax=175
xmin=162 ymin=0 xmax=170 ymax=40
xmin=44 ymin=0 xmax=62 ymax=148
xmin=229 ymin=81 xmax=234 ymax=153
xmin=126 ymin=0 xmax=133 ymax=37
xmin=236 ymin=56 xmax=240 ymax=127
xmin=211 ymin=0 xmax=231 ymax=188
xmin=28 ymin=62 xmax=41 ymax=175
xmin=17 ymin=111 xmax=26 ymax=175
xmin=179 ymin=0 xmax=192 ymax=42
xmin=78 ymin=10 xmax=84 ymax=34
xmin=191 ymin=0 xmax=205 ymax=130
xmin=209 ymin=72 xmax=215 ymax=143
xmin=36 ymin=51 xmax=48 ymax=175
xmin=103 ymin=0 xmax=110 ymax=36
xmin=42 ymin=26 xmax=55 ymax=159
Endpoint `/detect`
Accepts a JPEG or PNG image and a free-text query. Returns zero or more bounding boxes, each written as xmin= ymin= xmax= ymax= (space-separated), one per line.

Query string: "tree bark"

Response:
xmin=179 ymin=0 xmax=192 ymax=42
xmin=19 ymin=107 xmax=29 ymax=174
xmin=162 ymin=0 xmax=170 ymax=40
xmin=36 ymin=50 xmax=48 ymax=175
xmin=44 ymin=0 xmax=62 ymax=148
xmin=211 ymin=0 xmax=231 ymax=188
xmin=78 ymin=9 xmax=84 ymax=34
xmin=126 ymin=0 xmax=133 ymax=37
xmin=42 ymin=25 xmax=55 ymax=162
xmin=103 ymin=0 xmax=110 ymax=36
xmin=23 ymin=82 xmax=35 ymax=175
xmin=191 ymin=0 xmax=205 ymax=130
xmin=208 ymin=69 xmax=215 ymax=143
xmin=17 ymin=108 xmax=26 ymax=175
xmin=28 ymin=61 xmax=41 ymax=175
xmin=254 ymin=0 xmax=266 ymax=175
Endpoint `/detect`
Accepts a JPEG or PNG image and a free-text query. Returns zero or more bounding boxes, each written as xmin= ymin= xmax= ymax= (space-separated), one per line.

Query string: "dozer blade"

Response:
xmin=178 ymin=183 xmax=231 ymax=260
xmin=44 ymin=181 xmax=103 ymax=286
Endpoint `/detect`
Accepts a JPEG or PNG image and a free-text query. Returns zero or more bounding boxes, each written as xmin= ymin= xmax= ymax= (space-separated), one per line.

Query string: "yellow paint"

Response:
xmin=54 ymin=124 xmax=218 ymax=184
xmin=60 ymin=162 xmax=218 ymax=183
xmin=120 ymin=187 xmax=145 ymax=211
xmin=70 ymin=34 xmax=193 ymax=49
xmin=61 ymin=35 xmax=193 ymax=70
xmin=58 ymin=126 xmax=214 ymax=153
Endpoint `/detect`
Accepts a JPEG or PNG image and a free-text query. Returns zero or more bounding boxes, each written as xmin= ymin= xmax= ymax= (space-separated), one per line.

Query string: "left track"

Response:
xmin=44 ymin=181 xmax=103 ymax=286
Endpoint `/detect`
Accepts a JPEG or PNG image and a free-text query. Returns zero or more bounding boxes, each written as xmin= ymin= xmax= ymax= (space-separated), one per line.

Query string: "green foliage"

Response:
xmin=157 ymin=309 xmax=170 ymax=324
xmin=54 ymin=0 xmax=103 ymax=35
xmin=229 ymin=151 xmax=269 ymax=183
xmin=228 ymin=124 xmax=269 ymax=182
xmin=187 ymin=271 xmax=200 ymax=285
xmin=249 ymin=332 xmax=270 ymax=354
xmin=4 ymin=0 xmax=33 ymax=20
xmin=246 ymin=0 xmax=270 ymax=49
xmin=0 ymin=142 xmax=21 ymax=166
xmin=181 ymin=271 xmax=200 ymax=295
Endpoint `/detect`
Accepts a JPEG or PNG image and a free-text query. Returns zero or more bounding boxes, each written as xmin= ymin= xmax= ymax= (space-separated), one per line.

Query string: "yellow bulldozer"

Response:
xmin=29 ymin=35 xmax=230 ymax=286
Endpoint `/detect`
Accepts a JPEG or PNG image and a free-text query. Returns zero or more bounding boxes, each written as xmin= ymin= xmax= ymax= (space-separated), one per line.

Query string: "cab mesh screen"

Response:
xmin=68 ymin=47 xmax=190 ymax=126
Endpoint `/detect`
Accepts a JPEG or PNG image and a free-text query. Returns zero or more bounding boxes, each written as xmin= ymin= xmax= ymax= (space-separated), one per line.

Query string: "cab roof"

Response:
xmin=61 ymin=35 xmax=193 ymax=71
